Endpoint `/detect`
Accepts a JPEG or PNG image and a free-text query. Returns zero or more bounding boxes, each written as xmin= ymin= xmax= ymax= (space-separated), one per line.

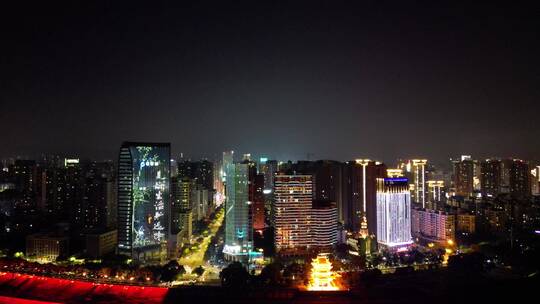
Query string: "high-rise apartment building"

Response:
xmin=453 ymin=156 xmax=475 ymax=197
xmin=531 ymin=166 xmax=540 ymax=196
xmin=262 ymin=160 xmax=278 ymax=193
xmin=481 ymin=158 xmax=531 ymax=198
xmin=481 ymin=159 xmax=501 ymax=197
xmin=341 ymin=160 xmax=386 ymax=235
xmin=272 ymin=174 xmax=338 ymax=254
xmin=508 ymin=159 xmax=530 ymax=197
xmin=272 ymin=175 xmax=313 ymax=253
xmin=191 ymin=184 xmax=211 ymax=221
xmin=411 ymin=208 xmax=455 ymax=244
xmin=171 ymin=176 xmax=192 ymax=238
xmin=251 ymin=173 xmax=265 ymax=231
xmin=284 ymin=160 xmax=342 ymax=228
xmin=311 ymin=201 xmax=338 ymax=249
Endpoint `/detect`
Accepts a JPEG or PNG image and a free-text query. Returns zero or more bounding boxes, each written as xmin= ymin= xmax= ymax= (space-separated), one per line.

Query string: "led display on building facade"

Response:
xmin=118 ymin=142 xmax=170 ymax=257
xmin=376 ymin=178 xmax=412 ymax=248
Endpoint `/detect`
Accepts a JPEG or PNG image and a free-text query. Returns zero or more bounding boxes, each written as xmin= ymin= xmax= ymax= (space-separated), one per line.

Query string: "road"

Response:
xmin=178 ymin=208 xmax=224 ymax=269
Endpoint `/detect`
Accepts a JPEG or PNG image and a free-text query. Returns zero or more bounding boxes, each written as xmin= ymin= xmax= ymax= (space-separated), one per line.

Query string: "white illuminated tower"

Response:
xmin=412 ymin=159 xmax=427 ymax=208
xmin=376 ymin=177 xmax=412 ymax=248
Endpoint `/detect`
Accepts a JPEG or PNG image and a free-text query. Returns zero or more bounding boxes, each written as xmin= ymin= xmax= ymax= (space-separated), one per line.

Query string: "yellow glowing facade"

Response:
xmin=411 ymin=159 xmax=428 ymax=208
xmin=427 ymin=180 xmax=444 ymax=202
xmin=307 ymin=254 xmax=340 ymax=291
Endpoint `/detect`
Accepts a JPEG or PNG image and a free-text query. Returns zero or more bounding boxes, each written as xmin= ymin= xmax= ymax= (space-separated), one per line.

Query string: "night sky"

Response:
xmin=2 ymin=1 xmax=539 ymax=164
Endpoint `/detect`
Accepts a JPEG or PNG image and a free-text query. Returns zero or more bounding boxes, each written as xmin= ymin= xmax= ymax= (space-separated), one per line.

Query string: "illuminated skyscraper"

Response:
xmin=223 ymin=151 xmax=234 ymax=165
xmin=177 ymin=159 xmax=214 ymax=191
xmin=273 ymin=174 xmax=313 ymax=253
xmin=171 ymin=176 xmax=192 ymax=239
xmin=411 ymin=159 xmax=427 ymax=208
xmin=223 ymin=162 xmax=254 ymax=261
xmin=480 ymin=158 xmax=530 ymax=198
xmin=265 ymin=160 xmax=278 ymax=192
xmin=481 ymin=158 xmax=501 ymax=197
xmin=251 ymin=173 xmax=265 ymax=231
xmin=508 ymin=159 xmax=530 ymax=197
xmin=342 ymin=160 xmax=386 ymax=235
xmin=12 ymin=160 xmax=37 ymax=202
xmin=169 ymin=176 xmax=192 ymax=259
xmin=311 ymin=201 xmax=338 ymax=249
xmin=500 ymin=159 xmax=513 ymax=194
xmin=376 ymin=177 xmax=412 ymax=248
xmin=531 ymin=166 xmax=540 ymax=196
xmin=12 ymin=159 xmax=48 ymax=212
xmin=117 ymin=142 xmax=171 ymax=260
xmin=221 ymin=151 xmax=234 ymax=189
xmin=453 ymin=156 xmax=475 ymax=197
xmin=287 ymin=160 xmax=342 ymax=228
xmin=355 ymin=159 xmax=371 ymax=236
xmin=191 ymin=184 xmax=211 ymax=221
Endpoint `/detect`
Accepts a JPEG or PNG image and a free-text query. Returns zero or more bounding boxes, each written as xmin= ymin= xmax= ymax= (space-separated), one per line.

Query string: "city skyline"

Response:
xmin=1 ymin=2 xmax=539 ymax=302
xmin=2 ymin=148 xmax=539 ymax=170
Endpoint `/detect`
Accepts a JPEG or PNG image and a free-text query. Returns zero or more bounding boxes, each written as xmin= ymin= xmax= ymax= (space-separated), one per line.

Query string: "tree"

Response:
xmin=351 ymin=254 xmax=367 ymax=270
xmin=161 ymin=260 xmax=185 ymax=282
xmin=259 ymin=262 xmax=283 ymax=286
xmin=220 ymin=262 xmax=250 ymax=288
xmin=335 ymin=243 xmax=349 ymax=259
xmin=101 ymin=253 xmax=130 ymax=267
xmin=283 ymin=262 xmax=304 ymax=279
xmin=448 ymin=252 xmax=484 ymax=273
xmin=409 ymin=248 xmax=425 ymax=264
xmin=193 ymin=265 xmax=205 ymax=277
xmin=370 ymin=253 xmax=383 ymax=268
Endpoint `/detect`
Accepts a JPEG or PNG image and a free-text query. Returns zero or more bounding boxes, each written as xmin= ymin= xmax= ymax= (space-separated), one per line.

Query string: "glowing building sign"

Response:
xmin=64 ymin=158 xmax=80 ymax=167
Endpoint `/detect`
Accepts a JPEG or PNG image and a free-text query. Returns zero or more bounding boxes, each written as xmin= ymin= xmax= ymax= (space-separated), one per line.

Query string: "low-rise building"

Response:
xmin=86 ymin=229 xmax=117 ymax=259
xmin=26 ymin=233 xmax=69 ymax=262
